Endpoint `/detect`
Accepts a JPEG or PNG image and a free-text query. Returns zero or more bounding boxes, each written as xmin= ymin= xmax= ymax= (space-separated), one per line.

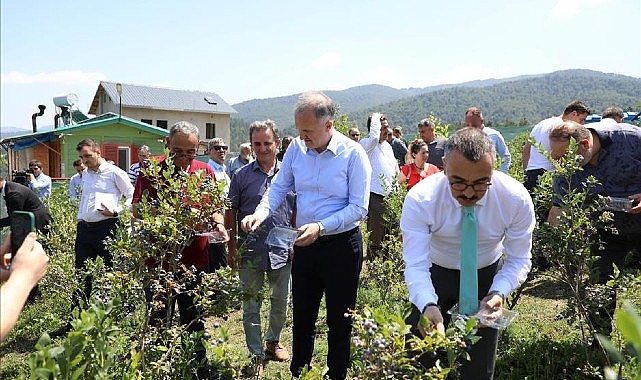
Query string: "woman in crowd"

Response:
xmin=398 ymin=139 xmax=440 ymax=190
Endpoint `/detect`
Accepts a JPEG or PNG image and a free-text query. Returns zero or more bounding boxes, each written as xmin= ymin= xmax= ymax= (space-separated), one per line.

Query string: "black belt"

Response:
xmin=315 ymin=226 xmax=359 ymax=244
xmin=79 ymin=218 xmax=117 ymax=227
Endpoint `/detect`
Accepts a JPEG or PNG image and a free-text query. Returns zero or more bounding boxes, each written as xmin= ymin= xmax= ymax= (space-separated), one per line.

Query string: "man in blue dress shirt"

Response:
xmin=241 ymin=92 xmax=372 ymax=379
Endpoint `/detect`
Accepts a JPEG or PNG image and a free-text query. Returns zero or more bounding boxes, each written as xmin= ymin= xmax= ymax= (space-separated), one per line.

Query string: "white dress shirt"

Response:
xmin=526 ymin=116 xmax=561 ymax=171
xmin=254 ymin=131 xmax=372 ymax=235
xmin=401 ymin=171 xmax=535 ymax=311
xmin=359 ymin=117 xmax=399 ymax=195
xmin=77 ymin=161 xmax=134 ymax=222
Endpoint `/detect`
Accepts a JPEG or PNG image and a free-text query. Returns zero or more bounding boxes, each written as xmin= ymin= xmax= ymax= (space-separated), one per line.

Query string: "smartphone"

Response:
xmin=10 ymin=211 xmax=35 ymax=256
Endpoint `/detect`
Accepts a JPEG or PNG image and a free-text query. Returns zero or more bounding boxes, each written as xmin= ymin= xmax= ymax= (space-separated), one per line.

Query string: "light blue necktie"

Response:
xmin=459 ymin=206 xmax=478 ymax=315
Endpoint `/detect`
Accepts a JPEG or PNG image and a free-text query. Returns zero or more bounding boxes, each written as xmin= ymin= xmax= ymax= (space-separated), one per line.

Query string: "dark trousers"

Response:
xmin=74 ymin=219 xmax=119 ymax=304
xmin=523 ymin=169 xmax=546 ymax=194
xmin=406 ymin=260 xmax=501 ymax=380
xmin=144 ymin=273 xmax=208 ymax=373
xmin=590 ymin=226 xmax=641 ymax=335
xmin=208 ymin=242 xmax=228 ymax=273
xmin=367 ymin=192 xmax=387 ymax=257
xmin=290 ymin=227 xmax=363 ymax=380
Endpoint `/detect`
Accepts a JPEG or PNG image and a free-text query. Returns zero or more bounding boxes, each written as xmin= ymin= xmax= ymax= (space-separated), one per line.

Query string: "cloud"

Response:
xmin=1 ymin=70 xmax=106 ymax=85
xmin=312 ymin=53 xmax=341 ymax=69
xmin=549 ymin=0 xmax=612 ymax=19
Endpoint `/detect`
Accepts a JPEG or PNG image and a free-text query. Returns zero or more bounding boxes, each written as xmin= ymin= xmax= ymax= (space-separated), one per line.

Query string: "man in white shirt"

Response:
xmin=27 ymin=160 xmax=52 ymax=198
xmin=51 ymin=138 xmax=134 ymax=337
xmin=402 ymin=127 xmax=534 ymax=379
xmin=521 ymin=100 xmax=590 ymax=193
xmin=207 ymin=138 xmax=231 ymax=194
xmin=360 ymin=113 xmax=399 ymax=258
xmin=465 ymin=107 xmax=511 ymax=173
xmin=68 ymin=159 xmax=85 ymax=200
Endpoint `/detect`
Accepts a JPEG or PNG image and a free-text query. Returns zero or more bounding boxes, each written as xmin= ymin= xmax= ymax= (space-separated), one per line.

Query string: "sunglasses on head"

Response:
xmin=211 ymin=145 xmax=228 ymax=151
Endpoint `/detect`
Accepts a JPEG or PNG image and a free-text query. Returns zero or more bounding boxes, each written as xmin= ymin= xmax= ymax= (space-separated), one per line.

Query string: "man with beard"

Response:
xmin=402 ymin=128 xmax=534 ymax=379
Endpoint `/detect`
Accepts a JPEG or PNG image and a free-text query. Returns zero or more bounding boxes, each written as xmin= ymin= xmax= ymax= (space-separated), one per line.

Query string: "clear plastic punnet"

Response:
xmin=265 ymin=226 xmax=299 ymax=250
xmin=447 ymin=302 xmax=518 ymax=330
xmin=602 ymin=196 xmax=634 ymax=212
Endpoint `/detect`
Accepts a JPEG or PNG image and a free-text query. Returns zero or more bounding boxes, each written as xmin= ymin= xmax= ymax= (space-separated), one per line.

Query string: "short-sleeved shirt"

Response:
xmin=134 ymin=159 xmax=215 ymax=270
xmin=228 ymin=160 xmax=295 ymax=270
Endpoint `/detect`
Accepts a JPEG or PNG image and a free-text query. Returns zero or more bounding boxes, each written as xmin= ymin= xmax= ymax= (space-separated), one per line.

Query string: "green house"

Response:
xmin=2 ymin=113 xmax=169 ymax=179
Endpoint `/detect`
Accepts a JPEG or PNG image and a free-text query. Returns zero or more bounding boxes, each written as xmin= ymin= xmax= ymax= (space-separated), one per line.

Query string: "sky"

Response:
xmin=1 ymin=0 xmax=640 ymax=130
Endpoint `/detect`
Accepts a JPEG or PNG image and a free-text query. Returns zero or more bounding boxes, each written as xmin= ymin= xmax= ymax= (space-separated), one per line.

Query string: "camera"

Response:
xmin=11 ymin=169 xmax=32 ymax=186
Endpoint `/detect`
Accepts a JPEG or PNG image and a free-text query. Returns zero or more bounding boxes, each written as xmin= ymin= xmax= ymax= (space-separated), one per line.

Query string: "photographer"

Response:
xmin=0 ymin=177 xmax=53 ymax=232
xmin=27 ymin=160 xmax=52 ymax=198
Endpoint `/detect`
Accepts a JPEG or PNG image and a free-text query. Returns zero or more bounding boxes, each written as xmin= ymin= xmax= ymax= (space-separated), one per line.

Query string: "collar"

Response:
xmin=208 ymin=159 xmax=225 ymax=171
xmin=303 ymin=132 xmax=339 ymax=155
xmin=89 ymin=159 xmax=108 ymax=174
xmin=251 ymin=159 xmax=280 ymax=175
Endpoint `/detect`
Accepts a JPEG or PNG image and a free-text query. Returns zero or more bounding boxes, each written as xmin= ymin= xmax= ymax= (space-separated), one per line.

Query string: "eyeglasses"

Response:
xmin=449 ymin=181 xmax=491 ymax=192
xmin=210 ymin=145 xmax=228 ymax=151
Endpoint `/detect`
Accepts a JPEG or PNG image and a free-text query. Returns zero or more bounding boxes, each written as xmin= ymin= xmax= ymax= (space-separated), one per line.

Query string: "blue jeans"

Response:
xmin=239 ymin=262 xmax=292 ymax=356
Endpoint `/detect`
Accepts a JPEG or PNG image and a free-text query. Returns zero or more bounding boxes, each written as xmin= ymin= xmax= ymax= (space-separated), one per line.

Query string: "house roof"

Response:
xmin=89 ymin=81 xmax=237 ymax=115
xmin=1 ymin=113 xmax=169 ymax=150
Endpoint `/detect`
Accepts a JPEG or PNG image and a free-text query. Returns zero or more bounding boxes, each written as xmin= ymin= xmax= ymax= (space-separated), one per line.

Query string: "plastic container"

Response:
xmin=603 ymin=196 xmax=634 ymax=212
xmin=447 ymin=303 xmax=518 ymax=330
xmin=265 ymin=226 xmax=299 ymax=250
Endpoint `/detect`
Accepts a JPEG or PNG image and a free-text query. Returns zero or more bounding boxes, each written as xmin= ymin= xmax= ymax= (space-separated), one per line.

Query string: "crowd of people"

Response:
xmin=1 ymin=92 xmax=639 ymax=380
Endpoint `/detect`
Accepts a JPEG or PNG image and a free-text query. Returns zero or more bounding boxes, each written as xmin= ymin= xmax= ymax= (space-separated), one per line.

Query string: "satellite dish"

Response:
xmin=53 ymin=93 xmax=79 ymax=107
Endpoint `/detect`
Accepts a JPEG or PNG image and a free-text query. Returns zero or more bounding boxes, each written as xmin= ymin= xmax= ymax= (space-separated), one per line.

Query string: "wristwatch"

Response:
xmin=112 ymin=211 xmax=119 ymax=218
xmin=317 ymin=222 xmax=326 ymax=236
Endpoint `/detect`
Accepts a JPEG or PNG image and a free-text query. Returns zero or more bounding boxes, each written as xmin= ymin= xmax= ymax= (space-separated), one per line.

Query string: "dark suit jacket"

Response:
xmin=1 ymin=181 xmax=53 ymax=231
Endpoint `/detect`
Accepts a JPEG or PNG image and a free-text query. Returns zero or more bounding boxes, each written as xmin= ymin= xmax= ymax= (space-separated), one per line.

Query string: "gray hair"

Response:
xmin=249 ymin=119 xmax=280 ymax=142
xmin=139 ymin=145 xmax=151 ymax=154
xmin=169 ymin=121 xmax=200 ymax=140
xmin=444 ymin=127 xmax=496 ymax=164
xmin=208 ymin=137 xmax=225 ymax=148
xmin=294 ymin=91 xmax=336 ymax=124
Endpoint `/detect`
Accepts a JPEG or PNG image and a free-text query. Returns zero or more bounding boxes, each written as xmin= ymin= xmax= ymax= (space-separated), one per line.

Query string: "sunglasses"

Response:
xmin=210 ymin=145 xmax=228 ymax=151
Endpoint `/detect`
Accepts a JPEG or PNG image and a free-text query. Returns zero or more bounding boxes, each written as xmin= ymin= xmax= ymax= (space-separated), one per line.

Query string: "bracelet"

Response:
xmin=422 ymin=302 xmax=440 ymax=313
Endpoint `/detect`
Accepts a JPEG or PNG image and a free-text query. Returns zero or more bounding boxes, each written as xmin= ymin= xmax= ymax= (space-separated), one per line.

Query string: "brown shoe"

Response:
xmin=265 ymin=341 xmax=290 ymax=362
xmin=242 ymin=355 xmax=264 ymax=377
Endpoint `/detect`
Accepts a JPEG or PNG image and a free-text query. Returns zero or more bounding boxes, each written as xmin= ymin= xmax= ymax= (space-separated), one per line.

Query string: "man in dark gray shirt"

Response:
xmin=226 ymin=119 xmax=295 ymax=376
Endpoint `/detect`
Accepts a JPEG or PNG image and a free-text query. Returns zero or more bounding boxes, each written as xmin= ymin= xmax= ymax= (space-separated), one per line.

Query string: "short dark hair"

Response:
xmin=562 ymin=100 xmax=590 ymax=116
xmin=76 ymin=138 xmax=100 ymax=152
xmin=29 ymin=160 xmax=42 ymax=168
xmin=418 ymin=118 xmax=435 ymax=129
xmin=249 ymin=119 xmax=280 ymax=142
xmin=602 ymin=106 xmax=624 ymax=120
xmin=73 ymin=159 xmax=82 ymax=167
